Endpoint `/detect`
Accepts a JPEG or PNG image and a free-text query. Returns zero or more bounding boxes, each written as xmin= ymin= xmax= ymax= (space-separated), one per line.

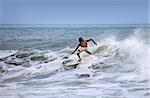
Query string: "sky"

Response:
xmin=0 ymin=0 xmax=149 ymax=24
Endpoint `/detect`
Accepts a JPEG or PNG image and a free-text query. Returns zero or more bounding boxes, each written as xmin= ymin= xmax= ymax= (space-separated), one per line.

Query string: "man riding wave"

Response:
xmin=71 ymin=37 xmax=97 ymax=61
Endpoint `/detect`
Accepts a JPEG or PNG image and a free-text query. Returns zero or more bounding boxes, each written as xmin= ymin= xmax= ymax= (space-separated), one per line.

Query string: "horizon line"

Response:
xmin=0 ymin=24 xmax=149 ymax=28
xmin=0 ymin=23 xmax=149 ymax=25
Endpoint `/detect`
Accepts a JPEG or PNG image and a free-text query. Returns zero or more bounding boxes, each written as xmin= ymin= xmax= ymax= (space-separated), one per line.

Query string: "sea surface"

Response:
xmin=0 ymin=24 xmax=150 ymax=98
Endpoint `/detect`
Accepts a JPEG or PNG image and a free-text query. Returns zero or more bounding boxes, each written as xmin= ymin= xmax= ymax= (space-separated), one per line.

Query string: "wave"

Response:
xmin=0 ymin=29 xmax=149 ymax=83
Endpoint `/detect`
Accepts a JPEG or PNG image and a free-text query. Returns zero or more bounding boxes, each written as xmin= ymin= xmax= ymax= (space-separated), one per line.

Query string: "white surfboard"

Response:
xmin=64 ymin=61 xmax=81 ymax=66
xmin=63 ymin=60 xmax=81 ymax=70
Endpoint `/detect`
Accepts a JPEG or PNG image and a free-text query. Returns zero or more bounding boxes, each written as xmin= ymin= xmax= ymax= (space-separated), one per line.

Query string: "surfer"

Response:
xmin=71 ymin=37 xmax=97 ymax=61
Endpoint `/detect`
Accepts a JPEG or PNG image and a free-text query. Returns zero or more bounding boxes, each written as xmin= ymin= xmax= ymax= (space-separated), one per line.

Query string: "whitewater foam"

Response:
xmin=0 ymin=26 xmax=149 ymax=98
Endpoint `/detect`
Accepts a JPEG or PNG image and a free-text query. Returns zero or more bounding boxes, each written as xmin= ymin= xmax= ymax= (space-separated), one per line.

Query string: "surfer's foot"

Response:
xmin=78 ymin=59 xmax=81 ymax=61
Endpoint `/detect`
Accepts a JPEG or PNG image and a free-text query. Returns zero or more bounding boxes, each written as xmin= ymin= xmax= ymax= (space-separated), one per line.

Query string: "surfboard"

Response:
xmin=64 ymin=61 xmax=81 ymax=66
xmin=63 ymin=60 xmax=81 ymax=70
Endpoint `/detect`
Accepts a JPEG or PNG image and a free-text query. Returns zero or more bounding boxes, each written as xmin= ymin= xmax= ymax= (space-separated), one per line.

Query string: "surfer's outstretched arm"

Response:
xmin=71 ymin=44 xmax=80 ymax=54
xmin=87 ymin=39 xmax=97 ymax=45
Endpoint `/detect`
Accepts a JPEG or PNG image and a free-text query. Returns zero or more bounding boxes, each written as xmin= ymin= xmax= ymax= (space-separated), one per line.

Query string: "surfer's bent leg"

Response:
xmin=77 ymin=50 xmax=81 ymax=61
xmin=85 ymin=50 xmax=92 ymax=55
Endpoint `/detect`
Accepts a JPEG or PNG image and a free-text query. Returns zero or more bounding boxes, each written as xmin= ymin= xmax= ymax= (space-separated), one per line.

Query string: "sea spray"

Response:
xmin=0 ymin=25 xmax=149 ymax=98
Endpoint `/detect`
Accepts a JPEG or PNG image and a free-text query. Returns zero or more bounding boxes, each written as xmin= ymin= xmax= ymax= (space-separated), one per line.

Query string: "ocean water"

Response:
xmin=0 ymin=24 xmax=150 ymax=98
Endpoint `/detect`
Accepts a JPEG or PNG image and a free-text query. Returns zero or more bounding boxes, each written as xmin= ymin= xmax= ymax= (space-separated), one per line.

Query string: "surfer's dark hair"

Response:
xmin=79 ymin=37 xmax=83 ymax=42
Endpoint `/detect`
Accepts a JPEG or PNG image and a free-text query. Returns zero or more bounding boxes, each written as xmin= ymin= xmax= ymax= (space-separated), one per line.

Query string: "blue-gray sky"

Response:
xmin=0 ymin=0 xmax=149 ymax=24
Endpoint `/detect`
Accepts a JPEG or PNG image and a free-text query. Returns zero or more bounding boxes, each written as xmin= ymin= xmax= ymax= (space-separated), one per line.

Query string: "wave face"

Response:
xmin=0 ymin=24 xmax=150 ymax=98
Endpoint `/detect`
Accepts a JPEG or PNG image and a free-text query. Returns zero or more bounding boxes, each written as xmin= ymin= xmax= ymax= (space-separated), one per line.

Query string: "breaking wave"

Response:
xmin=0 ymin=27 xmax=149 ymax=98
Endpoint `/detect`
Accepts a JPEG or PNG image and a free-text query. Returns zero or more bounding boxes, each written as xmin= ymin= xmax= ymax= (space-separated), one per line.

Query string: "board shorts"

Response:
xmin=77 ymin=47 xmax=89 ymax=54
